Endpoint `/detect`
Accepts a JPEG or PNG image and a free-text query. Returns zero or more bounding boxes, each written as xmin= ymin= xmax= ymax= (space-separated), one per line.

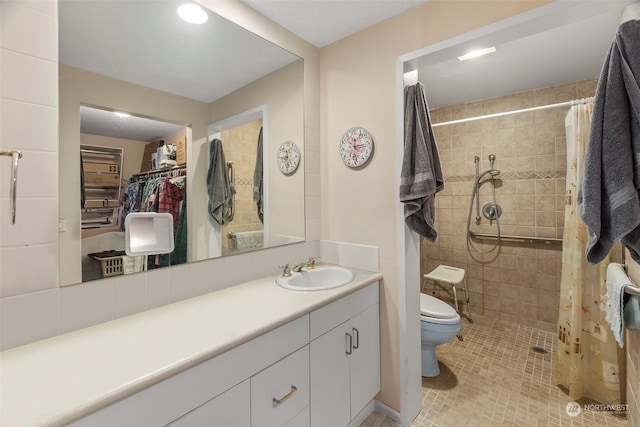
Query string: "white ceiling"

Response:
xmin=64 ymin=0 xmax=637 ymax=140
xmin=80 ymin=107 xmax=185 ymax=143
xmin=239 ymin=0 xmax=429 ymax=48
xmin=411 ymin=1 xmax=637 ymax=108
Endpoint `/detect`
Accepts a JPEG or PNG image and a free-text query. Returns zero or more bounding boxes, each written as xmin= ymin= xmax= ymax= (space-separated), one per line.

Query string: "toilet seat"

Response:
xmin=420 ymin=293 xmax=460 ymax=325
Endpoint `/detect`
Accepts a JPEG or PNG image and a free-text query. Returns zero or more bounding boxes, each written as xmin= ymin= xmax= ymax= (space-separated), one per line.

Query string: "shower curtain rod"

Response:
xmin=432 ymin=97 xmax=594 ymax=128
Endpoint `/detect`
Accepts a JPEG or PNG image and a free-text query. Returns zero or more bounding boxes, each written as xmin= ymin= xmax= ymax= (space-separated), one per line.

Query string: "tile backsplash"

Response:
xmin=0 ymin=1 xmax=59 ymax=297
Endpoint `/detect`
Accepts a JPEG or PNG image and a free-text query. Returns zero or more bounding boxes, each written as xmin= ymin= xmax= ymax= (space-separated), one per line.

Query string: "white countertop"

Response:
xmin=0 ymin=267 xmax=382 ymax=426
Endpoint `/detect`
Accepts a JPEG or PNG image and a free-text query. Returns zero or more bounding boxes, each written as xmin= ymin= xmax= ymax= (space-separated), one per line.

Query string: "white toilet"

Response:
xmin=420 ymin=293 xmax=461 ymax=377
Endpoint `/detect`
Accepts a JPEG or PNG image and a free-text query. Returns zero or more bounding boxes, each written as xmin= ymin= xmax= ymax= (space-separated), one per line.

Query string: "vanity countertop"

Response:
xmin=0 ymin=266 xmax=382 ymax=426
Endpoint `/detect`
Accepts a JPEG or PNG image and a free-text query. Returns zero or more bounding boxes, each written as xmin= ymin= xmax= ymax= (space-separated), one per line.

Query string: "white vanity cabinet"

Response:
xmin=309 ymin=283 xmax=380 ymax=427
xmin=71 ymin=316 xmax=309 ymax=427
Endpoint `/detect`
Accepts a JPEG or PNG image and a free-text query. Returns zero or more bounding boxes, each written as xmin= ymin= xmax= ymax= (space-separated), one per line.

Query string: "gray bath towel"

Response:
xmin=400 ymin=82 xmax=444 ymax=242
xmin=579 ymin=19 xmax=640 ymax=264
xmin=207 ymin=138 xmax=235 ymax=225
xmin=253 ymin=127 xmax=264 ymax=223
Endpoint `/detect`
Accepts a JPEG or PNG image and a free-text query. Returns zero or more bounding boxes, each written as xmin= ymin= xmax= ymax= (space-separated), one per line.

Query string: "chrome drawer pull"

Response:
xmin=272 ymin=385 xmax=297 ymax=407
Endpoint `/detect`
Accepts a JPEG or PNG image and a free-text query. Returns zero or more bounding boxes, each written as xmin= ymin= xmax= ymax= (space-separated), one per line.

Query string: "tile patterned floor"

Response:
xmin=361 ymin=315 xmax=628 ymax=427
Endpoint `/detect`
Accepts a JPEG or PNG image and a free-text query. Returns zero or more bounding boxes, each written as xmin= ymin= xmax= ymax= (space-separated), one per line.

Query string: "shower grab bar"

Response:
xmin=469 ymin=230 xmax=562 ymax=244
xmin=626 ymin=285 xmax=640 ymax=297
xmin=1 ymin=150 xmax=22 ymax=224
xmin=227 ymin=161 xmax=235 ymax=221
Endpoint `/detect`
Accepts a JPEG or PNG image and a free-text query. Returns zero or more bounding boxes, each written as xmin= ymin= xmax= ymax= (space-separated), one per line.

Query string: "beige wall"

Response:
xmin=423 ymin=78 xmax=598 ymax=332
xmin=320 ymin=0 xmax=554 ymax=411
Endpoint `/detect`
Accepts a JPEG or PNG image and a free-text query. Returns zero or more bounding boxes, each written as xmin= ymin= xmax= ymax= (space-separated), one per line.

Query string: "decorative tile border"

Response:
xmin=446 ymin=170 xmax=566 ymax=182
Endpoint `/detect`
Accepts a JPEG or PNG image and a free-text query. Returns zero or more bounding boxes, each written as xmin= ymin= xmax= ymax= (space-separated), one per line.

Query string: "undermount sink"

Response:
xmin=276 ymin=265 xmax=355 ymax=291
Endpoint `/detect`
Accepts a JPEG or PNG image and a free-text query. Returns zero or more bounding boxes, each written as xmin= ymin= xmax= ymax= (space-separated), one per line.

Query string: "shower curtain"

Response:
xmin=555 ymin=101 xmax=625 ymax=405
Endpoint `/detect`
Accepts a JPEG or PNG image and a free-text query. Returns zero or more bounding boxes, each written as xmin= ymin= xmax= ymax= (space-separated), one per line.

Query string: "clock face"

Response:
xmin=276 ymin=141 xmax=300 ymax=175
xmin=339 ymin=127 xmax=373 ymax=168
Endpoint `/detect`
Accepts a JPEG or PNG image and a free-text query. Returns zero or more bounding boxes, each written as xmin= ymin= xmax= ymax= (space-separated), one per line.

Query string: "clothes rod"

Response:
xmin=432 ymin=97 xmax=594 ymax=128
xmin=469 ymin=230 xmax=562 ymax=244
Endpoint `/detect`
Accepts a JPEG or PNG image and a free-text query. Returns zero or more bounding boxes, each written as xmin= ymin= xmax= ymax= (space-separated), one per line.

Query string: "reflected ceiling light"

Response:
xmin=177 ymin=3 xmax=208 ymax=25
xmin=114 ymin=111 xmax=130 ymax=118
xmin=458 ymin=46 xmax=497 ymax=61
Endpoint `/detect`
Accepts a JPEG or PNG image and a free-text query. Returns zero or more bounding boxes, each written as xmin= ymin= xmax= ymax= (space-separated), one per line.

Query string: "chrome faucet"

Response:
xmin=292 ymin=257 xmax=321 ymax=272
xmin=291 ymin=261 xmax=307 ymax=273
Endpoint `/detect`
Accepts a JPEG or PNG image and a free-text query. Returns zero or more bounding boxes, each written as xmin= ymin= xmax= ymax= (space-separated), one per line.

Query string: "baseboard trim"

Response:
xmin=374 ymin=400 xmax=402 ymax=424
xmin=347 ymin=400 xmax=376 ymax=427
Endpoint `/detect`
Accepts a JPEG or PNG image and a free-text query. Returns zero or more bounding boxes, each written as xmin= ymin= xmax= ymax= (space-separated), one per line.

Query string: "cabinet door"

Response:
xmin=168 ymin=380 xmax=250 ymax=427
xmin=349 ymin=304 xmax=380 ymax=419
xmin=310 ymin=321 xmax=350 ymax=427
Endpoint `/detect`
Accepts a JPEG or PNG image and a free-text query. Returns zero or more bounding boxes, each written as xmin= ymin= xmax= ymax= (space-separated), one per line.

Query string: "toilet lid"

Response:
xmin=420 ymin=293 xmax=458 ymax=319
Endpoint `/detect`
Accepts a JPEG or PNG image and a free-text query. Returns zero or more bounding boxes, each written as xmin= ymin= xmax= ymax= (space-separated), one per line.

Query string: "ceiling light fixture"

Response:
xmin=114 ymin=111 xmax=130 ymax=118
xmin=177 ymin=3 xmax=208 ymax=25
xmin=458 ymin=46 xmax=497 ymax=61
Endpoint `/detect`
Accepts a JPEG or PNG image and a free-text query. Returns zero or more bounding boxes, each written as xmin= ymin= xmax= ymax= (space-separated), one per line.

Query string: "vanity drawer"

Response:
xmin=168 ymin=379 xmax=250 ymax=427
xmin=251 ymin=345 xmax=310 ymax=427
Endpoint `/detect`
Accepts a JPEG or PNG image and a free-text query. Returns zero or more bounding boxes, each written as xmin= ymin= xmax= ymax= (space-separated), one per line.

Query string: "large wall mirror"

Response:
xmin=58 ymin=0 xmax=305 ymax=286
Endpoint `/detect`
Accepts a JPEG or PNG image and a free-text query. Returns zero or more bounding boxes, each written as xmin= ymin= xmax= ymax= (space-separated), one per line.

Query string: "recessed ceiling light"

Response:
xmin=458 ymin=46 xmax=497 ymax=61
xmin=177 ymin=3 xmax=208 ymax=25
xmin=114 ymin=111 xmax=130 ymax=118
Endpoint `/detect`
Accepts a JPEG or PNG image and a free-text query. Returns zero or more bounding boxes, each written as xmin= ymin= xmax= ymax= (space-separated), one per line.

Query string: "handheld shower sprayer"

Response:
xmin=474 ymin=156 xmax=481 ymax=222
xmin=468 ymin=154 xmax=503 ymax=254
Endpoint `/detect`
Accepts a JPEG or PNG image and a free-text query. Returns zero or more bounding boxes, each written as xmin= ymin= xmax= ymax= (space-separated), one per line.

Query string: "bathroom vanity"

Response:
xmin=0 ymin=267 xmax=381 ymax=427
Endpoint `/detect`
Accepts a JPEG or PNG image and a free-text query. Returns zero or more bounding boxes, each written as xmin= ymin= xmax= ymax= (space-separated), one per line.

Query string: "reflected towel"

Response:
xmin=253 ymin=127 xmax=264 ymax=223
xmin=207 ymin=139 xmax=235 ymax=225
xmin=400 ymin=82 xmax=444 ymax=242
xmin=604 ymin=263 xmax=633 ymax=347
xmin=578 ymin=20 xmax=640 ymax=264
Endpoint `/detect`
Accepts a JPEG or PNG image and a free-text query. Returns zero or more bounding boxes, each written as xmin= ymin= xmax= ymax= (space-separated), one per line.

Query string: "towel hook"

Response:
xmin=1 ymin=150 xmax=22 ymax=224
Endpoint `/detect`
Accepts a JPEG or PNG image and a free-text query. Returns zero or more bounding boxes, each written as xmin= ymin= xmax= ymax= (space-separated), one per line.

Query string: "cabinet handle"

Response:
xmin=352 ymin=328 xmax=360 ymax=349
xmin=272 ymin=385 xmax=297 ymax=407
xmin=346 ymin=332 xmax=353 ymax=355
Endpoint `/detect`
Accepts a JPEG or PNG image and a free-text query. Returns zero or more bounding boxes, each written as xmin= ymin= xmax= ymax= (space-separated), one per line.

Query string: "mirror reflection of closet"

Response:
xmin=79 ymin=106 xmax=189 ymax=282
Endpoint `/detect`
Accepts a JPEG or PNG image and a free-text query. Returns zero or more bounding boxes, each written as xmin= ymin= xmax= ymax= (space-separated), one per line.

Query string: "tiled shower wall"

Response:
xmin=421 ymin=78 xmax=598 ymax=333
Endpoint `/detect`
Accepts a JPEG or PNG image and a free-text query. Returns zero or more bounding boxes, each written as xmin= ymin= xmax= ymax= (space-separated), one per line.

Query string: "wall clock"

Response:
xmin=276 ymin=141 xmax=301 ymax=175
xmin=339 ymin=127 xmax=373 ymax=168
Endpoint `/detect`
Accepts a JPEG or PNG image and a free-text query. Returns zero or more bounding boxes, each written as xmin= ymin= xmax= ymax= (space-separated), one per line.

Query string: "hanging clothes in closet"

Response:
xmin=119 ymin=168 xmax=187 ymax=267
